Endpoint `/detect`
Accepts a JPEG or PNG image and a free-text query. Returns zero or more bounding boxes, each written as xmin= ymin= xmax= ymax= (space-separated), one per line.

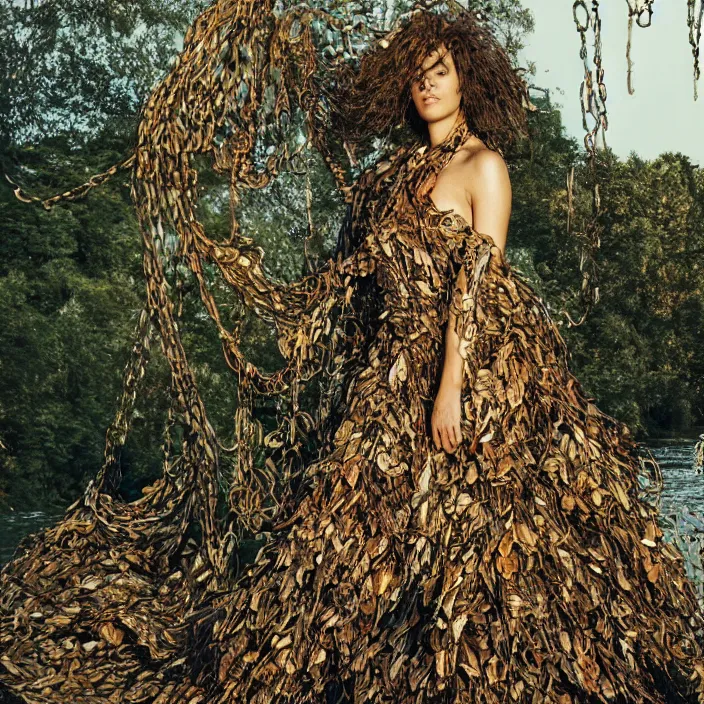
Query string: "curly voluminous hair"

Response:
xmin=327 ymin=8 xmax=529 ymax=154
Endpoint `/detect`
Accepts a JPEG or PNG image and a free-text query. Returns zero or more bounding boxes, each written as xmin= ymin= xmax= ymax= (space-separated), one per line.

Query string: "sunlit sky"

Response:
xmin=519 ymin=0 xmax=704 ymax=166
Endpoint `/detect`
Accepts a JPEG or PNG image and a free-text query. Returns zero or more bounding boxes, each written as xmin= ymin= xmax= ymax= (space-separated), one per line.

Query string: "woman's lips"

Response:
xmin=423 ymin=97 xmax=439 ymax=105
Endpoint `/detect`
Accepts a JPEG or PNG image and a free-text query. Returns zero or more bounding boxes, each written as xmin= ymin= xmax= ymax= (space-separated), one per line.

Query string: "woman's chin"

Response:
xmin=418 ymin=105 xmax=440 ymax=120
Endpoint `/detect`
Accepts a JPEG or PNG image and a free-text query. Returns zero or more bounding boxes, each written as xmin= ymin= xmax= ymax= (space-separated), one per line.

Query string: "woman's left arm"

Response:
xmin=431 ymin=150 xmax=512 ymax=453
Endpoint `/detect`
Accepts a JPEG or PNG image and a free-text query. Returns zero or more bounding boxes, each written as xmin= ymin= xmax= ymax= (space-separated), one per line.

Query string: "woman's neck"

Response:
xmin=426 ymin=110 xmax=464 ymax=147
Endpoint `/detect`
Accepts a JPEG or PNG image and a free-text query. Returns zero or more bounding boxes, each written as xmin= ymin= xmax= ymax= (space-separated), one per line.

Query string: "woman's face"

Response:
xmin=410 ymin=44 xmax=462 ymax=124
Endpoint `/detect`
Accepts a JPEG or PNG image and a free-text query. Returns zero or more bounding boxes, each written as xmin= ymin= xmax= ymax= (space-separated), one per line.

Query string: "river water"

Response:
xmin=2 ymin=438 xmax=703 ymax=567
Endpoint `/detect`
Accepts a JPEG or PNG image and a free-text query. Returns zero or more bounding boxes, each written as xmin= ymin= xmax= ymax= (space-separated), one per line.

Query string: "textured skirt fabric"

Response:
xmin=2 ymin=120 xmax=704 ymax=704
xmin=175 ymin=166 xmax=704 ymax=703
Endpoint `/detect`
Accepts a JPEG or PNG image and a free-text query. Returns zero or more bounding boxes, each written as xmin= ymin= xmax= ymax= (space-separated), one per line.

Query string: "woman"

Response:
xmin=174 ymin=12 xmax=704 ymax=704
xmin=409 ymin=44 xmax=513 ymax=457
xmin=1 ymin=6 xmax=704 ymax=704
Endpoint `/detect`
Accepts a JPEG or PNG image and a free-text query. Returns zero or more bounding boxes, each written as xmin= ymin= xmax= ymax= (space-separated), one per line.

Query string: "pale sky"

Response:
xmin=520 ymin=0 xmax=704 ymax=166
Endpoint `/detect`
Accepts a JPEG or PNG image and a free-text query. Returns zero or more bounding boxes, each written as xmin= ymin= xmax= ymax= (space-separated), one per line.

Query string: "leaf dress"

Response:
xmin=2 ymin=119 xmax=704 ymax=704
xmin=173 ymin=121 xmax=704 ymax=702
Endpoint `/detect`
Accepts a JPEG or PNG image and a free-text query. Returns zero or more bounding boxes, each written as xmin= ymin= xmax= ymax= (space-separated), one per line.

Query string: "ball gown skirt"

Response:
xmin=168 ymin=196 xmax=704 ymax=704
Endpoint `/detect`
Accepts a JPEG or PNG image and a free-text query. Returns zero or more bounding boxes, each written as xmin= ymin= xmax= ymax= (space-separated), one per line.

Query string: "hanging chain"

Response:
xmin=687 ymin=0 xmax=704 ymax=99
xmin=565 ymin=0 xmax=606 ymax=327
xmin=625 ymin=0 xmax=654 ymax=95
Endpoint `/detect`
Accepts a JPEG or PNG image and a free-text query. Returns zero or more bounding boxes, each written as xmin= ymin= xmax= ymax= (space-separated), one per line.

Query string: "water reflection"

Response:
xmin=650 ymin=440 xmax=704 ymax=516
xmin=1 ymin=510 xmax=65 ymax=566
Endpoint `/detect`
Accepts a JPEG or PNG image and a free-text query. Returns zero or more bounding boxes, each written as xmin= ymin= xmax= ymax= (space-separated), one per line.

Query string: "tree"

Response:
xmin=0 ymin=0 xmax=209 ymax=147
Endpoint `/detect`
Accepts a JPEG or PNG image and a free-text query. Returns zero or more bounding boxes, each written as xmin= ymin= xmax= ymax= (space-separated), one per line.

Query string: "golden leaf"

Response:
xmin=464 ymin=462 xmax=478 ymax=485
xmin=612 ymin=481 xmax=631 ymax=510
xmin=561 ymin=495 xmax=575 ymax=512
xmin=514 ymin=521 xmax=538 ymax=548
xmin=309 ymin=648 xmax=327 ymax=667
xmin=388 ymin=352 xmax=408 ymax=388
xmin=647 ymin=563 xmax=661 ymax=583
xmin=497 ymin=552 xmax=519 ymax=580
xmin=543 ymin=457 xmax=561 ymax=473
xmin=435 ymin=650 xmax=446 ymax=678
xmin=376 ymin=568 xmax=393 ymax=596
xmin=98 ymin=623 xmax=124 ymax=646
xmin=417 ymin=281 xmax=433 ymax=297
xmin=616 ymin=564 xmax=632 ymax=591
xmin=560 ymin=631 xmax=572 ymax=653
xmin=376 ymin=452 xmax=391 ymax=472
xmin=498 ymin=531 xmax=514 ymax=558
xmin=0 ymin=657 xmax=21 ymax=676
xmin=451 ymin=614 xmax=468 ymax=641
xmin=486 ymin=655 xmax=502 ymax=685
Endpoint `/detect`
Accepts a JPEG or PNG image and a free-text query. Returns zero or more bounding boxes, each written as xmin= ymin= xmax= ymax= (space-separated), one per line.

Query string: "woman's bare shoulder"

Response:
xmin=453 ymin=141 xmax=508 ymax=177
xmin=451 ymin=145 xmax=511 ymax=206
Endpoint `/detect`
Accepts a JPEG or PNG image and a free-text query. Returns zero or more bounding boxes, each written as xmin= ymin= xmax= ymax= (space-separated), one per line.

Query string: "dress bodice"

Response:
xmin=322 ymin=121 xmax=504 ymax=405
xmin=361 ymin=190 xmax=489 ymax=332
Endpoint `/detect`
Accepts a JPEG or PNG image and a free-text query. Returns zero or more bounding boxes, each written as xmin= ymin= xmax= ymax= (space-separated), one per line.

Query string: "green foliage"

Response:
xmin=0 ymin=134 xmax=144 ymax=510
xmin=0 ymin=0 xmax=209 ymax=145
xmin=510 ymin=102 xmax=704 ymax=436
xmin=587 ymin=151 xmax=704 ymax=434
xmin=508 ymin=94 xmax=582 ymax=298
